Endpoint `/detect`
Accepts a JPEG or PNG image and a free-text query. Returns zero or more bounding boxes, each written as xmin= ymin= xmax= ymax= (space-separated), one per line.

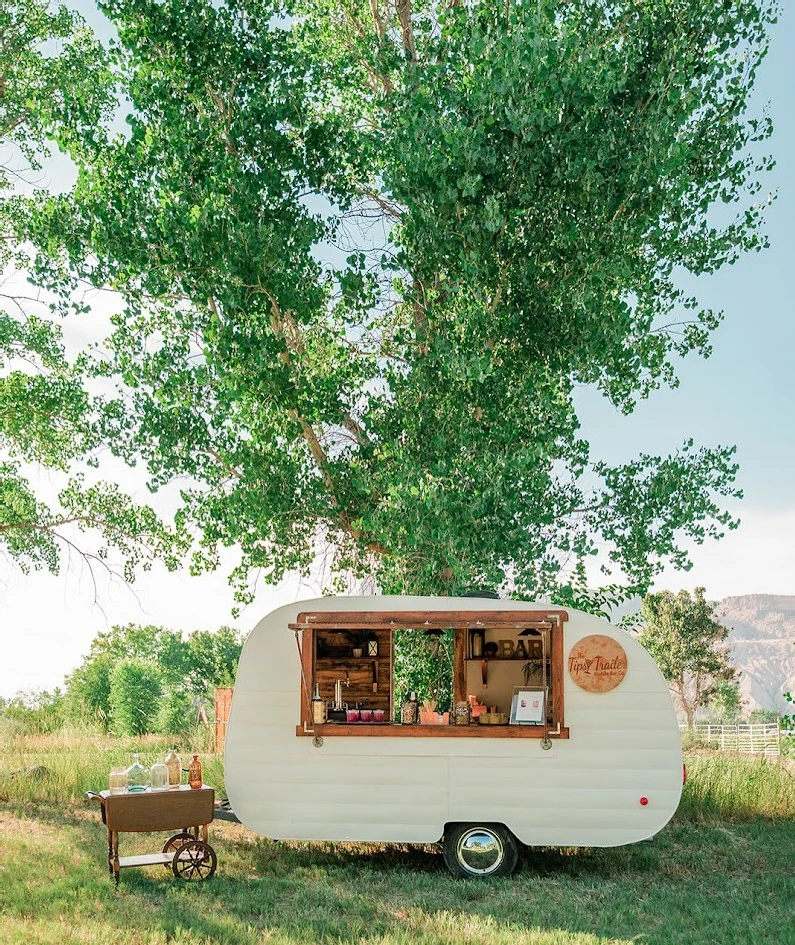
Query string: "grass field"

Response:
xmin=1 ymin=733 xmax=794 ymax=945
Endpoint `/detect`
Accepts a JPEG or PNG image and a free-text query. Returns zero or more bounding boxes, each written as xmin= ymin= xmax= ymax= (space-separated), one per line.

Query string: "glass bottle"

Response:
xmin=150 ymin=758 xmax=169 ymax=791
xmin=188 ymin=754 xmax=203 ymax=789
xmin=401 ymin=691 xmax=418 ymax=724
xmin=108 ymin=767 xmax=128 ymax=795
xmin=125 ymin=753 xmax=150 ymax=792
xmin=164 ymin=749 xmax=182 ymax=789
xmin=312 ymin=683 xmax=327 ymax=724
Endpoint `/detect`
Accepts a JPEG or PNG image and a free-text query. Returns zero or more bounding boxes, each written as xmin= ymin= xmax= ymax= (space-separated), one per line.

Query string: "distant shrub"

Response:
xmin=109 ymin=661 xmax=162 ymax=736
xmin=748 ymin=708 xmax=781 ymax=725
xmin=157 ymin=688 xmax=194 ymax=735
xmin=65 ymin=654 xmax=113 ymax=730
xmin=0 ymin=689 xmax=66 ymax=735
xmin=679 ymin=730 xmax=718 ymax=752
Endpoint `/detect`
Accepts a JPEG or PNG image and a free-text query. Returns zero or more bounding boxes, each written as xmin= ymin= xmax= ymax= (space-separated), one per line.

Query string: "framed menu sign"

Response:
xmin=568 ymin=635 xmax=628 ymax=693
xmin=509 ymin=687 xmax=545 ymax=725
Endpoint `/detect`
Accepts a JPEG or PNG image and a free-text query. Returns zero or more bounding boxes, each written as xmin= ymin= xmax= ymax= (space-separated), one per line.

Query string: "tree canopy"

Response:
xmin=65 ymin=622 xmax=244 ymax=732
xmin=638 ymin=586 xmax=737 ymax=727
xmin=0 ymin=0 xmax=185 ymax=580
xmin=5 ymin=0 xmax=776 ymax=602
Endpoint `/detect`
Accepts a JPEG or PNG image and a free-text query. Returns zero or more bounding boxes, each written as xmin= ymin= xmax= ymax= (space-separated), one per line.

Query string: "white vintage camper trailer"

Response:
xmin=225 ymin=596 xmax=683 ymax=878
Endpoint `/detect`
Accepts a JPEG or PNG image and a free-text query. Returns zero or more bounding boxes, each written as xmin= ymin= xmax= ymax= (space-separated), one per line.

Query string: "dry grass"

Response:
xmin=0 ymin=728 xmax=224 ymax=806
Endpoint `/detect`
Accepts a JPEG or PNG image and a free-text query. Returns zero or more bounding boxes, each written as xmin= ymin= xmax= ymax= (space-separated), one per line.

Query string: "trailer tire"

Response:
xmin=442 ymin=823 xmax=519 ymax=879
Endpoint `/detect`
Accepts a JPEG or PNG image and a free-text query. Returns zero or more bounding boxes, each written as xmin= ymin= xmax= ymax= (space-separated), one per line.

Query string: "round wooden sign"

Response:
xmin=568 ymin=635 xmax=628 ymax=693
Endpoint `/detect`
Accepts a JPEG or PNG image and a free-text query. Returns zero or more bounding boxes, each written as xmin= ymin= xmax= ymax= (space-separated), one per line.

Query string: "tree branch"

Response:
xmin=395 ymin=0 xmax=416 ymax=60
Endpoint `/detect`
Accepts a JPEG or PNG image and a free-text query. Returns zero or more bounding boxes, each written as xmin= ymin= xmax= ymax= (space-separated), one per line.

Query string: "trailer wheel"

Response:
xmin=442 ymin=824 xmax=518 ymax=879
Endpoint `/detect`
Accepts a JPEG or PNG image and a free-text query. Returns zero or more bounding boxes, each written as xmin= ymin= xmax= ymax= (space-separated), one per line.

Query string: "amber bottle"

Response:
xmin=188 ymin=754 xmax=203 ymax=789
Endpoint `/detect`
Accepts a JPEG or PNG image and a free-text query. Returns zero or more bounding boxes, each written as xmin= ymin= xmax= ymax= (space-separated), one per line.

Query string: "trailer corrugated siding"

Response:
xmin=225 ymin=596 xmax=682 ymax=847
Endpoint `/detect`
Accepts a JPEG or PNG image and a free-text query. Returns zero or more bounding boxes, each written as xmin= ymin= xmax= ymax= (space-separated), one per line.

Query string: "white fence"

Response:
xmin=679 ymin=723 xmax=781 ymax=757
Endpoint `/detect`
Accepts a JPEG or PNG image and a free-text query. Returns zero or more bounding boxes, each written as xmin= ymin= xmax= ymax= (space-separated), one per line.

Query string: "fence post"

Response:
xmin=214 ymin=687 xmax=234 ymax=754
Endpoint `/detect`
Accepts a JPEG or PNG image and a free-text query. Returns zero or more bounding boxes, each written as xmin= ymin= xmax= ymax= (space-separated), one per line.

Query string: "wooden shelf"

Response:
xmin=118 ymin=852 xmax=174 ymax=869
xmin=465 ymin=656 xmax=550 ymax=662
xmin=316 ymin=656 xmax=391 ymax=662
xmin=298 ymin=723 xmax=569 ymax=739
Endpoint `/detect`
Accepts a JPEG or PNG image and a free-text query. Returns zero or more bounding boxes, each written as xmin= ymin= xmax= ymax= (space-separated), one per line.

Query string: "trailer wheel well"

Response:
xmin=442 ymin=822 xmax=519 ymax=879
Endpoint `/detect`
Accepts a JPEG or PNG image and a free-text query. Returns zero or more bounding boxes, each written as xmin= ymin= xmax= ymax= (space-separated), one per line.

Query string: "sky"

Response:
xmin=1 ymin=3 xmax=794 ymax=697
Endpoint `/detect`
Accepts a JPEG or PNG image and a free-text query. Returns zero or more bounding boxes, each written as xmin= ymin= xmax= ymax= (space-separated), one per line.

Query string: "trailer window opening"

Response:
xmin=291 ymin=610 xmax=569 ymax=739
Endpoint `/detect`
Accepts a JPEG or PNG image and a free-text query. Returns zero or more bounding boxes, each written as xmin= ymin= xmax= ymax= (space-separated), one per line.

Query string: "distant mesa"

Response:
xmin=717 ymin=594 xmax=795 ymax=714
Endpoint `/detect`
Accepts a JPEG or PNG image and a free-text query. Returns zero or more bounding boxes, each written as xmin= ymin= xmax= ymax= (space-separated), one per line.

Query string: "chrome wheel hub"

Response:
xmin=455 ymin=828 xmax=504 ymax=875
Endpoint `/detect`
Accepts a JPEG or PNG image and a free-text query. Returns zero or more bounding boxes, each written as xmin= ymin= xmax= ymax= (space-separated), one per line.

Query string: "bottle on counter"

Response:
xmin=401 ymin=691 xmax=418 ymax=724
xmin=188 ymin=754 xmax=203 ymax=789
xmin=312 ymin=683 xmax=327 ymax=724
xmin=454 ymin=700 xmax=471 ymax=726
xmin=471 ymin=630 xmax=484 ymax=658
xmin=164 ymin=749 xmax=182 ymax=789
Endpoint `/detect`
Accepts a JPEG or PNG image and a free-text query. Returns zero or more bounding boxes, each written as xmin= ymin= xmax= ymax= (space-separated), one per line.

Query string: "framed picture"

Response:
xmin=509 ymin=687 xmax=546 ymax=725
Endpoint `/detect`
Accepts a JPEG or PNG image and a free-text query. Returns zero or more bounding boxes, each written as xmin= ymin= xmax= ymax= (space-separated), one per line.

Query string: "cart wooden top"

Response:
xmin=89 ymin=785 xmax=215 ymax=833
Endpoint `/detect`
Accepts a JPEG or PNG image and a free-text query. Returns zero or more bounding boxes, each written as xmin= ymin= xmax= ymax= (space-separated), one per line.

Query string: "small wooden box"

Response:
xmin=419 ymin=711 xmax=449 ymax=725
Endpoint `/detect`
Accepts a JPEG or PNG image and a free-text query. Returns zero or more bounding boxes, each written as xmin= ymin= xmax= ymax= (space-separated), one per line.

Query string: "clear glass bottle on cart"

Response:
xmin=150 ymin=758 xmax=169 ymax=791
xmin=125 ymin=753 xmax=150 ymax=792
xmin=108 ymin=767 xmax=128 ymax=794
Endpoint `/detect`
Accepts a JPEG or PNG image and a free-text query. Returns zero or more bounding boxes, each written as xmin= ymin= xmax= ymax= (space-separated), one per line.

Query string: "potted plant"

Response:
xmin=345 ymin=629 xmax=369 ymax=657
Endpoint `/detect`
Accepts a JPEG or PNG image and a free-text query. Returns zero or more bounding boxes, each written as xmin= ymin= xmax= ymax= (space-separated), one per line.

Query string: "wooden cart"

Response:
xmin=87 ymin=785 xmax=216 ymax=885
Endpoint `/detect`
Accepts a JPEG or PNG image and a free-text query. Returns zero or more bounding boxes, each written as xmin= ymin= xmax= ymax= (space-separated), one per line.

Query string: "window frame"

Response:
xmin=292 ymin=609 xmax=569 ymax=739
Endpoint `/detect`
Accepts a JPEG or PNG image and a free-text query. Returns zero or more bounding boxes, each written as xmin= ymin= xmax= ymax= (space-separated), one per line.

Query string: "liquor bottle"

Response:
xmin=164 ymin=749 xmax=182 ymax=789
xmin=401 ymin=691 xmax=418 ymax=724
xmin=188 ymin=754 xmax=203 ymax=789
xmin=312 ymin=683 xmax=327 ymax=724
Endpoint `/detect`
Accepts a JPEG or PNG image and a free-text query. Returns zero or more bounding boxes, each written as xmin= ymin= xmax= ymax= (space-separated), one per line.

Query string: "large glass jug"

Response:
xmin=125 ymin=753 xmax=150 ymax=792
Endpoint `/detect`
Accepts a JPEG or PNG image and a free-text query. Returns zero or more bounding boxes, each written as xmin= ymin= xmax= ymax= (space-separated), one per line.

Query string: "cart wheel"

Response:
xmin=172 ymin=839 xmax=217 ymax=881
xmin=162 ymin=833 xmax=196 ymax=870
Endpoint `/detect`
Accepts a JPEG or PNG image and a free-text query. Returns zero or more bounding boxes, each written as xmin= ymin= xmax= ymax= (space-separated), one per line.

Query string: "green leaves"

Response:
xmin=5 ymin=0 xmax=777 ymax=605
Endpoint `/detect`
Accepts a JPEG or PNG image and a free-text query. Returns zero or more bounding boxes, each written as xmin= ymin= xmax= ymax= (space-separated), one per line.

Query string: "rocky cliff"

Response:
xmin=717 ymin=595 xmax=795 ymax=714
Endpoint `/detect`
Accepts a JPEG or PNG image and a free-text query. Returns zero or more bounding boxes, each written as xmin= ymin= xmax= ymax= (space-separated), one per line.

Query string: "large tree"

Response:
xmin=10 ymin=0 xmax=775 ymax=602
xmin=638 ymin=587 xmax=738 ymax=728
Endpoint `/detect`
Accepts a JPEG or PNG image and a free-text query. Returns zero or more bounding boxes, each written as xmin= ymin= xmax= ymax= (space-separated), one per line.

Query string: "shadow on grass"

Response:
xmin=3 ymin=800 xmax=794 ymax=945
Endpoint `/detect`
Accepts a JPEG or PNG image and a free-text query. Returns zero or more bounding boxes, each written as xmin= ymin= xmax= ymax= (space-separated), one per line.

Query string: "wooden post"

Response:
xmin=453 ymin=629 xmax=467 ymax=704
xmin=214 ymin=687 xmax=234 ymax=754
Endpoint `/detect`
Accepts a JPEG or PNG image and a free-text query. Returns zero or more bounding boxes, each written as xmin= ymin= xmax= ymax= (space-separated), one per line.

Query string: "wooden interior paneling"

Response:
xmin=314 ymin=628 xmax=392 ymax=717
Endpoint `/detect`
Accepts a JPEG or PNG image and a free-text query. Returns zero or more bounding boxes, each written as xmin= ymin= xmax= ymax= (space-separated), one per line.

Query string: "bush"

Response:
xmin=65 ymin=655 xmax=114 ymax=730
xmin=0 ymin=689 xmax=66 ymax=735
xmin=156 ymin=688 xmax=194 ymax=735
xmin=108 ymin=660 xmax=162 ymax=736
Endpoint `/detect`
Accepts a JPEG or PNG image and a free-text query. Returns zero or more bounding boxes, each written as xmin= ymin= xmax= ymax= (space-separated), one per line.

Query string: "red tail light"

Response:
xmin=683 ymin=763 xmax=687 ymax=785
